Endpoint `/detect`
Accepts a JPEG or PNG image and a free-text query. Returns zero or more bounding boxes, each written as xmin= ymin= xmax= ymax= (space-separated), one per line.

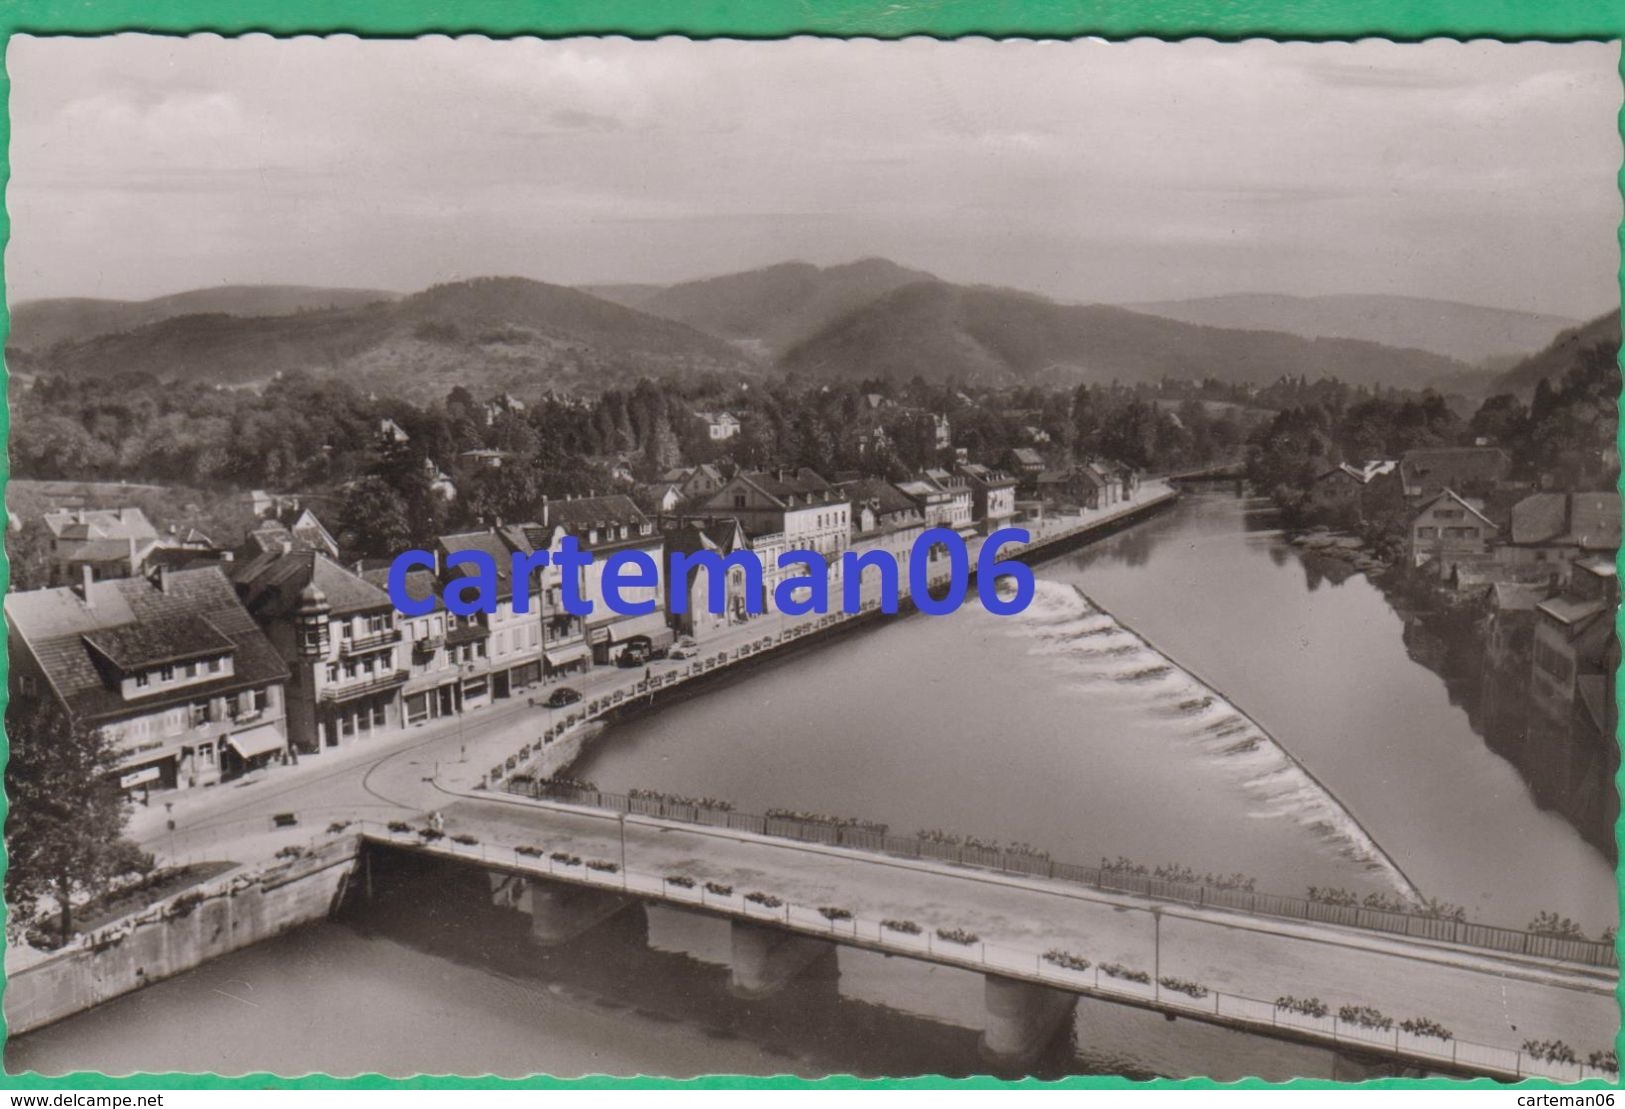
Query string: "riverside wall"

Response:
xmin=514 ymin=489 xmax=1180 ymax=782
xmin=5 ymin=837 xmax=361 ymax=1036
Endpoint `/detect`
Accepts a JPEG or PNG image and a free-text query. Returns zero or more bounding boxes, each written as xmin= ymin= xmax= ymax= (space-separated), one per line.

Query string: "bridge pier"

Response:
xmin=979 ymin=974 xmax=1078 ymax=1068
xmin=1330 ymin=1048 xmax=1422 ymax=1081
xmin=729 ymin=920 xmax=836 ymax=999
xmin=515 ymin=879 xmax=636 ymax=946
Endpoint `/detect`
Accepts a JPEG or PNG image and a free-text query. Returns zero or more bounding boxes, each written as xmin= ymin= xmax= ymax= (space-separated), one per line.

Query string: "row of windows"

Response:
xmin=132 ymin=656 xmax=225 ymax=689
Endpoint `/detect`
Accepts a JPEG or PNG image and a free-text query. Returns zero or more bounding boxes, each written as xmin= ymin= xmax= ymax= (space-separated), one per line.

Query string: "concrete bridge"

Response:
xmin=354 ymin=795 xmax=1619 ymax=1083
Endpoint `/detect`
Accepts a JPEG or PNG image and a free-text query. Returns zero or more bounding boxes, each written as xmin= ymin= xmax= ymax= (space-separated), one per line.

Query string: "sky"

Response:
xmin=6 ymin=34 xmax=1621 ymax=316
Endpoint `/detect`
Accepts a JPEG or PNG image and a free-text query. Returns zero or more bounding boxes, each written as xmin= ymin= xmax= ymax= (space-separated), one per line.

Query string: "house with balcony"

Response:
xmin=232 ymin=550 xmax=407 ymax=754
xmin=6 ymin=566 xmax=291 ymax=792
xmin=433 ymin=528 xmax=547 ymax=706
xmin=698 ymin=469 xmax=850 ymax=613
xmin=526 ymin=495 xmax=670 ymax=664
xmin=840 ymin=478 xmax=927 ymax=604
xmin=359 ymin=566 xmax=465 ymax=726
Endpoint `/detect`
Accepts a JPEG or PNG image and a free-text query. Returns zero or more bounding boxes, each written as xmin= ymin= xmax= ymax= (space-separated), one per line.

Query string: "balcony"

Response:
xmin=319 ymin=669 xmax=410 ymax=704
xmin=413 ymin=635 xmax=445 ymax=656
xmin=340 ymin=628 xmax=403 ymax=657
xmin=445 ymin=624 xmax=491 ymax=647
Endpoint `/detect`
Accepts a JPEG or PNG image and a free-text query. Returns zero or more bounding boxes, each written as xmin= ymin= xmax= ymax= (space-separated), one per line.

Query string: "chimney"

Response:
xmin=159 ymin=566 xmax=173 ymax=594
xmin=80 ymin=562 xmax=94 ymax=601
xmin=128 ymin=535 xmax=139 ymax=572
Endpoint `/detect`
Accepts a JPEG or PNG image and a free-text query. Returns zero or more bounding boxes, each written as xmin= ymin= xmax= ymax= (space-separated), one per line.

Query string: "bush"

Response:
xmin=1523 ymin=1039 xmax=1577 ymax=1065
xmin=1101 ymin=962 xmax=1151 ymax=984
xmin=665 ymin=875 xmax=696 ymax=889
xmin=1399 ymin=1017 xmax=1453 ymax=1042
xmin=585 ymin=860 xmax=620 ymax=873
xmin=882 ymin=919 xmax=922 ymax=935
xmin=704 ymin=881 xmax=734 ymax=897
xmin=745 ymin=891 xmax=783 ymax=909
xmin=1159 ymin=976 xmax=1208 ymax=999
xmin=450 ymin=834 xmax=479 ymax=846
xmin=167 ymin=892 xmax=206 ymax=920
xmin=1043 ymin=949 xmax=1091 ymax=972
xmin=514 ymin=845 xmax=544 ymax=858
xmin=550 ymin=852 xmax=581 ymax=867
xmin=1275 ymin=996 xmax=1328 ymax=1019
xmin=1587 ymin=1049 xmax=1618 ymax=1074
xmin=326 ymin=821 xmax=352 ymax=834
xmin=275 ymin=845 xmax=307 ymax=861
xmin=418 ymin=828 xmax=445 ymax=842
xmin=1528 ymin=912 xmax=1586 ymax=939
xmin=1337 ymin=1005 xmax=1392 ymax=1031
xmin=818 ymin=906 xmax=853 ymax=922
xmin=387 ymin=821 xmax=411 ymax=834
xmin=935 ymin=926 xmax=979 ymax=946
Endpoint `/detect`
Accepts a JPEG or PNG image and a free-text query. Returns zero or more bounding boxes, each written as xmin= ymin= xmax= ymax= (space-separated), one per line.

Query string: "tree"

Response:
xmin=5 ymin=698 xmax=152 ymax=944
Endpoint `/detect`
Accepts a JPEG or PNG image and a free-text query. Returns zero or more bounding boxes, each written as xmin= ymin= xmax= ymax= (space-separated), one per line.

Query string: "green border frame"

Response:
xmin=0 ymin=0 xmax=1620 ymax=1092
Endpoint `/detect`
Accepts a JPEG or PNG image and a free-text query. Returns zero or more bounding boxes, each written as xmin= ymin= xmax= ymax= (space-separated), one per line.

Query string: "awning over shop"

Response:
xmin=608 ymin=613 xmax=673 ymax=645
xmin=544 ymin=643 xmax=592 ymax=669
xmin=227 ymin=723 xmax=287 ymax=760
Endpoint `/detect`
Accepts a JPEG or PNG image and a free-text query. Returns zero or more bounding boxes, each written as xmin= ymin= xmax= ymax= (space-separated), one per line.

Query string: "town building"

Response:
xmin=1407 ymin=489 xmax=1499 ymax=573
xmin=1494 ymin=491 xmax=1620 ymax=581
xmin=841 ymin=478 xmax=927 ymax=603
xmin=1398 ymin=447 xmax=1510 ymax=503
xmin=1003 ymin=448 xmax=1046 ymax=484
xmin=698 ymin=469 xmax=850 ymax=611
xmin=1305 ymin=460 xmax=1398 ymax=525
xmin=42 ymin=507 xmax=162 ymax=586
xmin=531 ymin=494 xmax=670 ymax=663
xmin=232 ymin=550 xmax=406 ymax=754
xmin=360 ymin=566 xmax=465 ymax=726
xmin=378 ymin=417 xmax=410 ymax=444
xmin=432 ymin=527 xmax=548 ymax=706
xmin=895 ymin=477 xmax=956 ymax=530
xmin=955 ymin=462 xmax=1019 ymax=534
xmin=1527 ymin=557 xmax=1620 ymax=838
xmin=696 ymin=411 xmax=742 ymax=441
xmin=662 ymin=518 xmax=754 ymax=640
xmin=6 ymin=567 xmax=291 ymax=792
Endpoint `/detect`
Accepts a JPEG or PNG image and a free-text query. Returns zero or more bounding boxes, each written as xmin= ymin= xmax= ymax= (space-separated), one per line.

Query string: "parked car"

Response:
xmin=668 ymin=642 xmax=699 ymax=660
xmin=546 ymin=687 xmax=582 ymax=707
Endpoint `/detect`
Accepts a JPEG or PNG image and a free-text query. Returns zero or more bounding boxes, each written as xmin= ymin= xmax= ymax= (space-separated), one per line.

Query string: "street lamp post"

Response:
xmin=1151 ymin=907 xmax=1163 ymax=1003
xmin=618 ymin=812 xmax=627 ymax=874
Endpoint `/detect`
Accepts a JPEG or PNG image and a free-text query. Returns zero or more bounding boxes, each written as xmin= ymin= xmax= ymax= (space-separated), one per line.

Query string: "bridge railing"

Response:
xmin=503 ymin=782 xmax=1618 ymax=970
xmin=360 ymin=820 xmax=1615 ymax=1084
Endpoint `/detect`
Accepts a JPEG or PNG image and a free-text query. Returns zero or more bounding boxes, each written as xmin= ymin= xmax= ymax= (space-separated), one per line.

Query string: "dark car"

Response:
xmin=546 ymin=687 xmax=582 ymax=707
xmin=617 ymin=634 xmax=668 ymax=667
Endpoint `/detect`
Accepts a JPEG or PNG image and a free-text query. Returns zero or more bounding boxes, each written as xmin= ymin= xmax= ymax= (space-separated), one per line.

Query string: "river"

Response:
xmin=10 ymin=491 xmax=1615 ymax=1081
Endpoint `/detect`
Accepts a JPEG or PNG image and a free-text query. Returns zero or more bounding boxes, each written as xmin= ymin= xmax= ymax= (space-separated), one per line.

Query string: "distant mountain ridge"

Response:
xmin=1123 ymin=292 xmax=1579 ymax=367
xmin=1486 ymin=312 xmax=1621 ymax=399
xmin=8 ymin=285 xmax=400 ymax=352
xmin=611 ymin=258 xmax=938 ymax=354
xmin=11 ymin=276 xmax=756 ymax=400
xmin=780 ymin=281 xmax=1475 ymax=390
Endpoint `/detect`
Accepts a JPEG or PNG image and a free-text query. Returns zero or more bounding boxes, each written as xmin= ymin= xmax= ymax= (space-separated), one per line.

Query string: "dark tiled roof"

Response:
xmin=361 ymin=567 xmax=446 ymax=613
xmin=542 ymin=495 xmax=649 ymax=531
xmin=1508 ymin=492 xmax=1620 ymax=549
xmin=839 ymin=478 xmax=921 ymax=519
xmin=7 ymin=567 xmax=289 ymax=724
xmin=83 ymin=613 xmax=233 ymax=671
xmin=737 ymin=469 xmax=840 ymax=506
xmin=1399 ymin=447 xmax=1508 ymax=491
xmin=234 ymin=550 xmax=394 ymax=618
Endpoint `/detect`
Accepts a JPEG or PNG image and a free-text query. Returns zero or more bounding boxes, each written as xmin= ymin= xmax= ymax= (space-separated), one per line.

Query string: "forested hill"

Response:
xmin=8 ymin=285 xmax=400 ymax=352
xmin=8 ymin=276 xmax=758 ymax=400
xmin=779 ymin=281 xmax=1474 ymax=390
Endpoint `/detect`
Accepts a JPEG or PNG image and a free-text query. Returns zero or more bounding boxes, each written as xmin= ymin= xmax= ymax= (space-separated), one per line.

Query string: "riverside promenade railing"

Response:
xmin=500 ymin=782 xmax=1617 ymax=971
xmin=361 ymin=820 xmax=1617 ymax=1083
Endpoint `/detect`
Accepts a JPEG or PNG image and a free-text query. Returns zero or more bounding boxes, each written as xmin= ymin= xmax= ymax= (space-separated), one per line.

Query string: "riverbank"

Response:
xmin=504 ymin=485 xmax=1179 ymax=785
